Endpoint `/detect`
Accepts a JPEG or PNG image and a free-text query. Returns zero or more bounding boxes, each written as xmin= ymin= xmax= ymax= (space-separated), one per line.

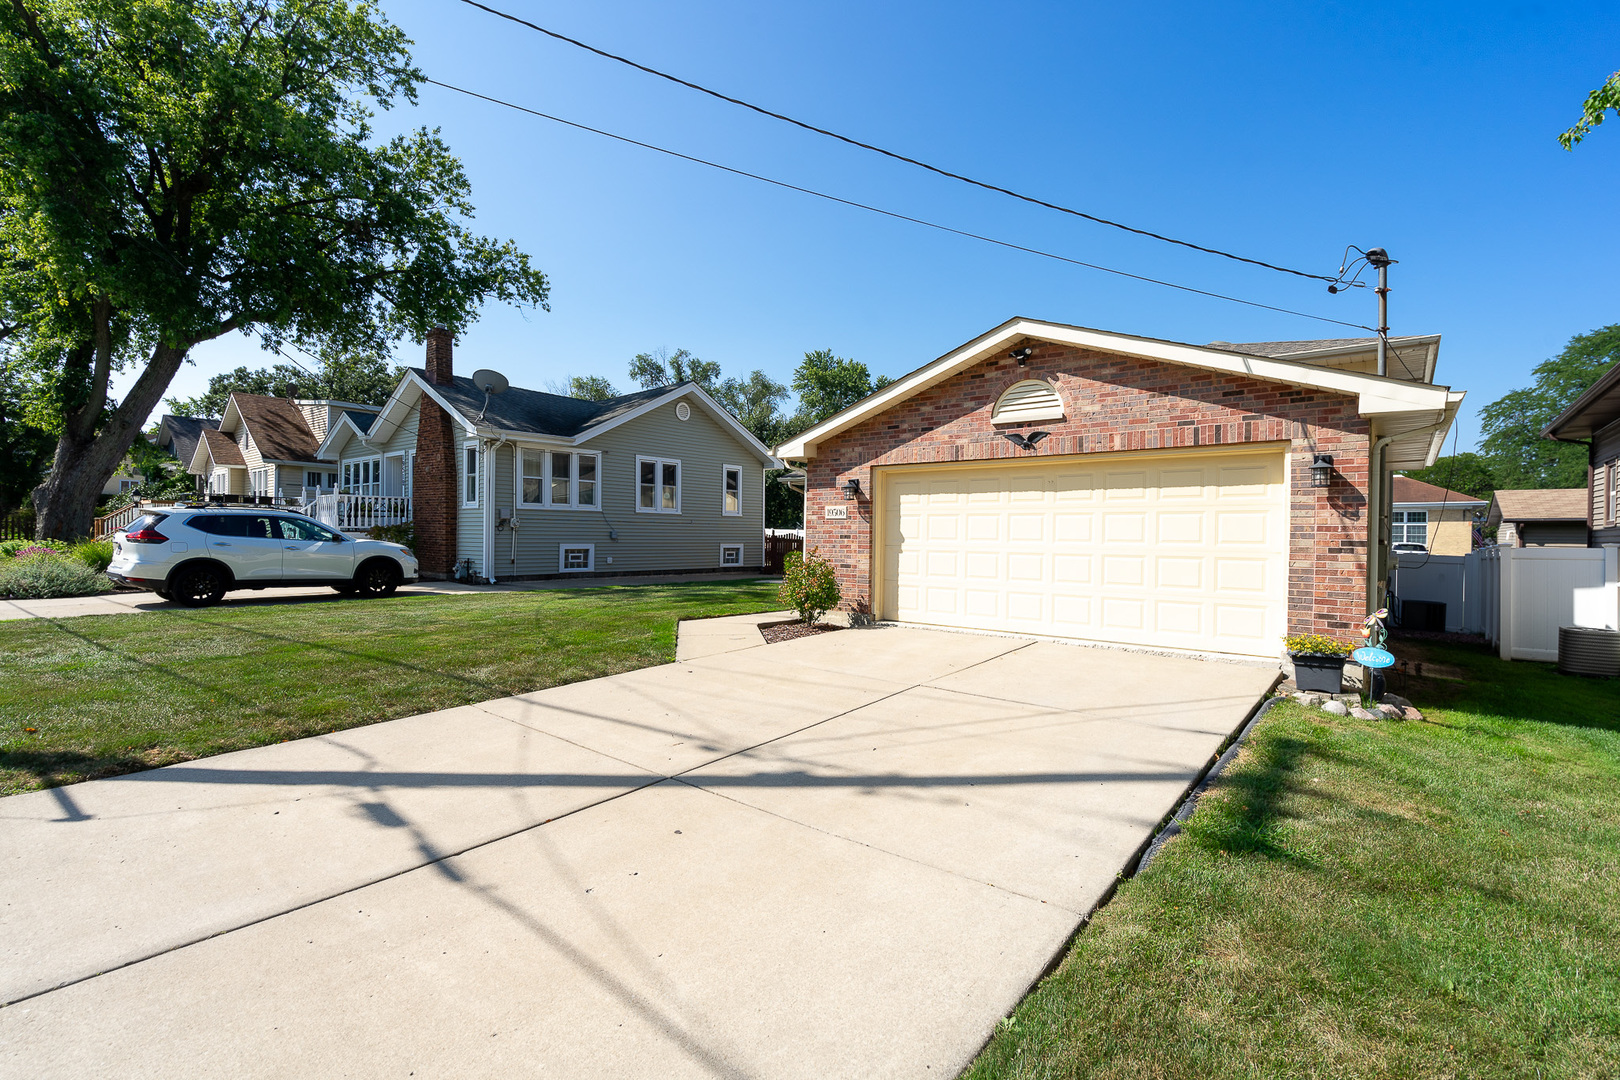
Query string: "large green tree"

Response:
xmin=789 ymin=348 xmax=893 ymax=427
xmin=1476 ymin=325 xmax=1620 ymax=490
xmin=2 ymin=0 xmax=549 ymax=538
xmin=628 ymin=347 xmax=722 ymax=392
xmin=1396 ymin=452 xmax=1500 ymax=502
xmin=167 ymin=347 xmax=402 ymax=417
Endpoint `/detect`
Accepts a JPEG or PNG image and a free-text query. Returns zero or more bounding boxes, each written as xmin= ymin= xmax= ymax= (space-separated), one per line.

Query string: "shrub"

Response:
xmin=0 ymin=553 xmax=113 ymax=599
xmin=0 ymin=539 xmax=31 ymax=558
xmin=370 ymin=521 xmax=416 ymax=552
xmin=778 ymin=547 xmax=841 ymax=626
xmin=69 ymin=540 xmax=116 ymax=573
xmin=1284 ymin=633 xmax=1353 ymax=657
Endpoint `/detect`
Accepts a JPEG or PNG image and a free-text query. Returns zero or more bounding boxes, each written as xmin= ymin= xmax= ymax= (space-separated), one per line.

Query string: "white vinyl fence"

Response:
xmin=1393 ymin=546 xmax=1620 ymax=661
xmin=1477 ymin=546 xmax=1617 ymax=661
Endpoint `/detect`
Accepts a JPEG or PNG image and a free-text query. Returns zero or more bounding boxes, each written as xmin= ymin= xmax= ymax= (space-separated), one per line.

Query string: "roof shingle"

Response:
xmin=200 ymin=428 xmax=245 ymax=467
xmin=1491 ymin=488 xmax=1588 ymax=522
xmin=412 ymin=369 xmax=676 ymax=438
xmin=1392 ymin=476 xmax=1487 ymax=505
xmin=230 ymin=394 xmax=322 ymax=462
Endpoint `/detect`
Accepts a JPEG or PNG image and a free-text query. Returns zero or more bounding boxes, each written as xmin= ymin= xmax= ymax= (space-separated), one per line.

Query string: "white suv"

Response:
xmin=107 ymin=507 xmax=420 ymax=607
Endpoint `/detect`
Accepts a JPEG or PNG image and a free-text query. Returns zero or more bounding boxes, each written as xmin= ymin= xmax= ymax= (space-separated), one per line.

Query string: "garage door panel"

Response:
xmin=882 ymin=449 xmax=1286 ymax=658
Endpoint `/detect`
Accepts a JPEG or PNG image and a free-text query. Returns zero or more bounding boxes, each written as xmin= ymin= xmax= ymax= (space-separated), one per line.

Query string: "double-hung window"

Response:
xmin=1391 ymin=510 xmax=1428 ymax=546
xmin=722 ymin=465 xmax=742 ymax=516
xmin=520 ymin=450 xmax=600 ymax=508
xmin=1609 ymin=461 xmax=1618 ymax=525
xmin=343 ymin=458 xmax=381 ymax=496
xmin=637 ymin=457 xmax=681 ymax=513
xmin=462 ymin=444 xmax=480 ymax=508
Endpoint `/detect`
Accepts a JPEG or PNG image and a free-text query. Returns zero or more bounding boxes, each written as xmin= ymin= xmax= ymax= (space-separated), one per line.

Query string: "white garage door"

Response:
xmin=880 ymin=448 xmax=1288 ymax=658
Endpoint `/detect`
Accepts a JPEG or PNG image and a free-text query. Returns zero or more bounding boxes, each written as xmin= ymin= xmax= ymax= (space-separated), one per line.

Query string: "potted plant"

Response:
xmin=1284 ymin=633 xmax=1354 ymax=693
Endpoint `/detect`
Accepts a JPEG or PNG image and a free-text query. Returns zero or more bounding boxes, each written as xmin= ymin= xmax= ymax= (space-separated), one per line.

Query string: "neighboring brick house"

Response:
xmin=1483 ymin=489 xmax=1589 ymax=548
xmin=1389 ymin=475 xmax=1487 ymax=555
xmin=778 ymin=318 xmax=1464 ymax=659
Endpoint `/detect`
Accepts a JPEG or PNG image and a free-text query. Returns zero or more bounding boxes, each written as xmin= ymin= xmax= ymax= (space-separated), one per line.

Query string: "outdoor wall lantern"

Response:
xmin=1009 ymin=347 xmax=1034 ymax=366
xmin=843 ymin=477 xmax=863 ymax=501
xmin=1310 ymin=453 xmax=1335 ymax=489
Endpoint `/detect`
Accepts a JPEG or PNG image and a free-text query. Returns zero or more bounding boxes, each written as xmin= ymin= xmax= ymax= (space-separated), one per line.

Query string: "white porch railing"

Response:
xmin=93 ymin=503 xmax=145 ymax=539
xmin=312 ymin=493 xmax=412 ymax=532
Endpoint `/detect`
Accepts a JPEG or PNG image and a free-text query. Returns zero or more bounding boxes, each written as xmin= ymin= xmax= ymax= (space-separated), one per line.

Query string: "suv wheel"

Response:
xmin=354 ymin=558 xmax=401 ymax=598
xmin=171 ymin=563 xmax=227 ymax=608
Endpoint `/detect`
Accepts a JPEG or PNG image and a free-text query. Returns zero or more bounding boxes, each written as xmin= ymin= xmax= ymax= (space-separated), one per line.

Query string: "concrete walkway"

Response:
xmin=0 ymin=573 xmax=775 ymax=621
xmin=0 ymin=617 xmax=1277 ymax=1079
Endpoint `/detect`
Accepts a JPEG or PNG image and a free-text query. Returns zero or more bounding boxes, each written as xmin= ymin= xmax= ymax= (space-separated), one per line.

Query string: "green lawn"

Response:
xmin=966 ymin=638 xmax=1620 ymax=1080
xmin=0 ymin=581 xmax=781 ymax=796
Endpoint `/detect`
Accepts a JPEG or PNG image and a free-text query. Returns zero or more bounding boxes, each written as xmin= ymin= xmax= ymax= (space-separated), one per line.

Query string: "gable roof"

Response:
xmin=191 ymin=427 xmax=245 ymax=472
xmin=1391 ymin=475 xmax=1488 ymax=506
xmin=156 ymin=414 xmax=219 ymax=468
xmin=413 ymin=369 xmax=673 ymax=438
xmin=777 ymin=318 xmax=1462 ymax=469
xmin=363 ymin=370 xmax=780 ymax=466
xmin=220 ymin=393 xmax=322 ymax=463
xmin=1489 ymin=488 xmax=1587 ymax=522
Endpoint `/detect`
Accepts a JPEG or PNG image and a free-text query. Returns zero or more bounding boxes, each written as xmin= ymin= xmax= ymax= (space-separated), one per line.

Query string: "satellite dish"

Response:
xmin=472 ymin=369 xmax=509 ymax=396
xmin=471 ymin=369 xmax=508 ymax=422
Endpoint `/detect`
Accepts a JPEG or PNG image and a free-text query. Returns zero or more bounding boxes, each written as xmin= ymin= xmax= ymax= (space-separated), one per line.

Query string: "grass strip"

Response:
xmin=964 ymin=638 xmax=1620 ymax=1080
xmin=0 ymin=581 xmax=780 ymax=795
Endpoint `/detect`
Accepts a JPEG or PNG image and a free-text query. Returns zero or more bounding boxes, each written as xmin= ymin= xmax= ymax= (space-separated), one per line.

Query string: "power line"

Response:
xmin=454 ymin=0 xmax=1358 ymax=289
xmin=424 ymin=78 xmax=1374 ymax=332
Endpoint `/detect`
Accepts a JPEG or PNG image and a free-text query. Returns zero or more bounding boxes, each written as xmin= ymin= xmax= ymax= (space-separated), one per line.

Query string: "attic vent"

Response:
xmin=992 ymin=380 xmax=1064 ymax=425
xmin=675 ymin=401 xmax=691 ymax=421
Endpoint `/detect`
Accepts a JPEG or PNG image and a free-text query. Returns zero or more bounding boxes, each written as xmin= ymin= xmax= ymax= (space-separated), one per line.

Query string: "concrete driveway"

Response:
xmin=0 ymin=619 xmax=1276 ymax=1078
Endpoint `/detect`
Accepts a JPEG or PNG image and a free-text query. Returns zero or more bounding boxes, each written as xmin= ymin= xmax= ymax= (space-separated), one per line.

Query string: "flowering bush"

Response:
xmin=0 ymin=552 xmax=112 ymax=599
xmin=1283 ymin=634 xmax=1353 ymax=657
xmin=11 ymin=545 xmax=59 ymax=559
xmin=778 ymin=547 xmax=841 ymax=626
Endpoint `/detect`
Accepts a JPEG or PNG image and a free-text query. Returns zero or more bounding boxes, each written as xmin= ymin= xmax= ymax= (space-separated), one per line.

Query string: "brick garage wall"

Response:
xmin=413 ymin=328 xmax=459 ymax=578
xmin=802 ymin=340 xmax=1370 ymax=639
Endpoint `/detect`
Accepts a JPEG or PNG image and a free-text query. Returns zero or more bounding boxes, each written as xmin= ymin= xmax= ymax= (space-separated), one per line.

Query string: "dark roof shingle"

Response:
xmin=231 ymin=394 xmax=321 ymax=462
xmin=412 ymin=369 xmax=677 ymax=438
xmin=200 ymin=427 xmax=245 ymax=467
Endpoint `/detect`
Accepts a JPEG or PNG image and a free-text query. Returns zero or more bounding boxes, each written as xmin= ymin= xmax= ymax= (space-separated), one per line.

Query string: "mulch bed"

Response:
xmin=759 ymin=621 xmax=844 ymax=644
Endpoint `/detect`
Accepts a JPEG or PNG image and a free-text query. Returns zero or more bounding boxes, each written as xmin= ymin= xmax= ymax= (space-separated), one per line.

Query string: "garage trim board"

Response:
xmin=874 ymin=444 xmax=1290 ymax=659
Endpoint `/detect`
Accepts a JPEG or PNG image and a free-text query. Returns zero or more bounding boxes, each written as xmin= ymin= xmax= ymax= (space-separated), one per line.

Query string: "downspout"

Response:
xmin=480 ymin=434 xmax=507 ymax=584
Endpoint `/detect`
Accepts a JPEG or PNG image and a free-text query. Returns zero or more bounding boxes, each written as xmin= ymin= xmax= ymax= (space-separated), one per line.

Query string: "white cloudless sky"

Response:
xmin=123 ymin=0 xmax=1620 ymax=453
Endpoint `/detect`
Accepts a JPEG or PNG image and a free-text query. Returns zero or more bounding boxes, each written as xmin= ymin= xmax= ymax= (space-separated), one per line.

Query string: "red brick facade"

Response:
xmin=413 ymin=329 xmax=459 ymax=578
xmin=802 ymin=339 xmax=1371 ymax=640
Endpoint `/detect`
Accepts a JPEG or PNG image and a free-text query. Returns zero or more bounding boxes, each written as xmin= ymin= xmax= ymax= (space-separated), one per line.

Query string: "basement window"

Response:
xmin=559 ymin=544 xmax=594 ymax=572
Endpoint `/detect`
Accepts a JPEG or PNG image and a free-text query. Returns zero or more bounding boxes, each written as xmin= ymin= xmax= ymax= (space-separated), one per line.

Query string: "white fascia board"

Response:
xmin=218 ymin=396 xmax=245 ymax=435
xmin=186 ymin=439 xmax=213 ymax=475
xmin=1394 ymin=500 xmax=1489 ymax=509
xmin=313 ymin=415 xmax=365 ymax=461
xmin=777 ymin=318 xmax=1457 ymax=459
xmin=370 ymin=372 xmax=479 ymax=447
xmin=575 ymin=383 xmax=784 ymax=467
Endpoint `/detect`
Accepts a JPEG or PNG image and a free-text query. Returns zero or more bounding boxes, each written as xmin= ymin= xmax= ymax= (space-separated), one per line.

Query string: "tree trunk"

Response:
xmin=31 ymin=341 xmax=192 ymax=540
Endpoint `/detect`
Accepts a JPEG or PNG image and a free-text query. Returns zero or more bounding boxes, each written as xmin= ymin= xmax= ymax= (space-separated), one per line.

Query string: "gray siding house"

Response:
xmin=315 ymin=330 xmax=781 ymax=581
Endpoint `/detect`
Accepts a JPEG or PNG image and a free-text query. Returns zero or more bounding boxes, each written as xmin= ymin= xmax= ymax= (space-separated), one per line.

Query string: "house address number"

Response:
xmin=823 ymin=504 xmax=849 ymax=520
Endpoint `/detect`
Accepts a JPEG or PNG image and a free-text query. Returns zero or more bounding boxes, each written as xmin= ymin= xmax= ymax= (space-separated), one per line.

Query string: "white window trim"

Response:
xmin=382 ymin=450 xmax=408 ymax=498
xmin=518 ymin=449 xmax=603 ymax=510
xmin=1392 ymin=509 xmax=1428 ymax=545
xmin=721 ymin=464 xmax=743 ymax=517
xmin=636 ymin=455 xmax=682 ymax=514
xmin=558 ymin=543 xmax=595 ymax=572
xmin=462 ymin=443 xmax=481 ymax=508
xmin=342 ymin=456 xmax=382 ymax=496
xmin=720 ymin=543 xmax=743 ymax=567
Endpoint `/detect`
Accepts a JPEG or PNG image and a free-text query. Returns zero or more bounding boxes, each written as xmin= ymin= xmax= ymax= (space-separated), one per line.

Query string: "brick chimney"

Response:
xmin=425 ymin=327 xmax=454 ymax=386
xmin=413 ymin=328 xmax=459 ymax=578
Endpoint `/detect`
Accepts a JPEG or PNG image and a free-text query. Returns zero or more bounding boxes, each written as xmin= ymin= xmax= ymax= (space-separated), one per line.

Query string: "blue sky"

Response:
xmin=141 ymin=0 xmax=1620 ymax=453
